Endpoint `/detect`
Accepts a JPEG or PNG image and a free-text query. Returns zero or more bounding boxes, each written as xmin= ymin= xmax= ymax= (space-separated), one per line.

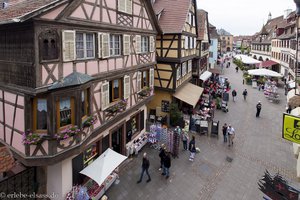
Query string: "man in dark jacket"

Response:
xmin=189 ymin=136 xmax=196 ymax=162
xmin=232 ymin=89 xmax=237 ymax=102
xmin=159 ymin=145 xmax=166 ymax=171
xmin=137 ymin=153 xmax=151 ymax=183
xmin=162 ymin=152 xmax=171 ymax=179
xmin=256 ymin=101 xmax=262 ymax=117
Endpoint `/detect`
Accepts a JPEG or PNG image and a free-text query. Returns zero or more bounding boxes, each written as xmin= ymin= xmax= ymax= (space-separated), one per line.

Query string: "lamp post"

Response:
xmin=294 ymin=0 xmax=300 ymax=93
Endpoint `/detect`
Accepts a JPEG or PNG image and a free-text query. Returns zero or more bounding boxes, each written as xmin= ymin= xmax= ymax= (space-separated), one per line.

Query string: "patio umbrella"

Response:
xmin=247 ymin=68 xmax=283 ymax=78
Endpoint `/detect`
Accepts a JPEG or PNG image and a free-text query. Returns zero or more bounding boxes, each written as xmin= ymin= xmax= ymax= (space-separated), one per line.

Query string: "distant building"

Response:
xmin=233 ymin=35 xmax=252 ymax=51
xmin=208 ymin=23 xmax=219 ymax=68
xmin=217 ymin=28 xmax=233 ymax=53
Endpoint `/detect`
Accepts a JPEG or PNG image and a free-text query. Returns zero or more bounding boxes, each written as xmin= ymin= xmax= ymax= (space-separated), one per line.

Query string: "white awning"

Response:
xmin=287 ymin=89 xmax=300 ymax=107
xmin=173 ymin=83 xmax=203 ymax=108
xmin=234 ymin=54 xmax=260 ymax=64
xmin=199 ymin=71 xmax=212 ymax=81
xmin=80 ymin=148 xmax=127 ymax=186
xmin=288 ymin=81 xmax=296 ymax=89
xmin=247 ymin=68 xmax=283 ymax=77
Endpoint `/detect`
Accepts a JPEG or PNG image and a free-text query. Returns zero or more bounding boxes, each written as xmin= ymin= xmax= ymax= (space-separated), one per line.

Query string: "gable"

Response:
xmin=39 ymin=3 xmax=69 ymax=20
xmin=63 ymin=0 xmax=155 ymax=31
xmin=183 ymin=0 xmax=196 ymax=34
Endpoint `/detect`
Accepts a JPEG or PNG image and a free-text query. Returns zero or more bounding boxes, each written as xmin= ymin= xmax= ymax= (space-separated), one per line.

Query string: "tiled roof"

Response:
xmin=217 ymin=28 xmax=232 ymax=36
xmin=0 ymin=0 xmax=63 ymax=24
xmin=197 ymin=9 xmax=208 ymax=40
xmin=49 ymin=72 xmax=93 ymax=90
xmin=209 ymin=26 xmax=219 ymax=39
xmin=153 ymin=0 xmax=191 ymax=33
xmin=0 ymin=146 xmax=15 ymax=173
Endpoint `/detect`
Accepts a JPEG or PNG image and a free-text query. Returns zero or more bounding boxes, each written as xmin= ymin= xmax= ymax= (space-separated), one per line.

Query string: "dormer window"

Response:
xmin=39 ymin=30 xmax=59 ymax=61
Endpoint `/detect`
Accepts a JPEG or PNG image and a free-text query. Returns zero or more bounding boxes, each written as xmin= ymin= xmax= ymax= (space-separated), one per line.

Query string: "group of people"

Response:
xmin=231 ymin=89 xmax=248 ymax=101
xmin=222 ymin=123 xmax=235 ymax=147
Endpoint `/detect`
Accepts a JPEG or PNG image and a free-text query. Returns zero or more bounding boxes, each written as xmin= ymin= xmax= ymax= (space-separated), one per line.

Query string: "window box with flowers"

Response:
xmin=22 ymin=130 xmax=44 ymax=145
xmin=105 ymin=99 xmax=127 ymax=114
xmin=138 ymin=87 xmax=153 ymax=97
xmin=55 ymin=125 xmax=81 ymax=140
xmin=82 ymin=115 xmax=98 ymax=128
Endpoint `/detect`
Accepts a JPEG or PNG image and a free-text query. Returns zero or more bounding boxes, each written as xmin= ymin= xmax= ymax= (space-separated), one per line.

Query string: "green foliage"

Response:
xmin=169 ymin=103 xmax=182 ymax=127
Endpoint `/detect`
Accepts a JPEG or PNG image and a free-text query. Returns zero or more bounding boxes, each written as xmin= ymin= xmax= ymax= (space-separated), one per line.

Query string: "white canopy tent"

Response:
xmin=247 ymin=68 xmax=283 ymax=78
xmin=234 ymin=54 xmax=260 ymax=64
xmin=80 ymin=148 xmax=127 ymax=186
xmin=199 ymin=71 xmax=212 ymax=81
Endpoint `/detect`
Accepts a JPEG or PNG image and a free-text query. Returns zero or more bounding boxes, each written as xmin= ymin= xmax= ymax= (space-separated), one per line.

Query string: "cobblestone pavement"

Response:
xmin=106 ymin=61 xmax=300 ymax=200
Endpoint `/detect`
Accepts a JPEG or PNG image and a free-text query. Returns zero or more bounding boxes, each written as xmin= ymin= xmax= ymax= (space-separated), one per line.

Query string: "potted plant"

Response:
xmin=83 ymin=115 xmax=98 ymax=128
xmin=55 ymin=125 xmax=81 ymax=140
xmin=22 ymin=130 xmax=43 ymax=145
xmin=138 ymin=87 xmax=152 ymax=97
xmin=106 ymin=99 xmax=127 ymax=114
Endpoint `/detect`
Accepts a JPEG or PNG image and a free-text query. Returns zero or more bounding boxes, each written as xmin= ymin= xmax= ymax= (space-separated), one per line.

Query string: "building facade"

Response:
xmin=0 ymin=0 xmax=159 ymax=198
xmin=208 ymin=23 xmax=219 ymax=68
xmin=217 ymin=28 xmax=233 ymax=53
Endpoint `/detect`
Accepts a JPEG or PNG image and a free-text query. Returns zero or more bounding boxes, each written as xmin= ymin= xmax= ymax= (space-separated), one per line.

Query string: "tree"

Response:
xmin=169 ymin=103 xmax=182 ymax=127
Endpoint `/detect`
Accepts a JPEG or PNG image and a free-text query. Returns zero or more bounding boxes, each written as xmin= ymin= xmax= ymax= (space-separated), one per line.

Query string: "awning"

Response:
xmin=287 ymin=89 xmax=300 ymax=107
xmin=247 ymin=68 xmax=283 ymax=77
xmin=173 ymin=83 xmax=203 ymax=108
xmin=208 ymin=68 xmax=221 ymax=74
xmin=255 ymin=60 xmax=278 ymax=68
xmin=288 ymin=81 xmax=296 ymax=89
xmin=199 ymin=71 xmax=212 ymax=81
xmin=80 ymin=148 xmax=127 ymax=186
xmin=234 ymin=54 xmax=260 ymax=64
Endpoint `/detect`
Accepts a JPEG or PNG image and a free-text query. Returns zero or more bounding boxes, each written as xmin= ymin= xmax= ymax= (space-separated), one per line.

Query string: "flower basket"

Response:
xmin=106 ymin=100 xmax=127 ymax=114
xmin=83 ymin=115 xmax=98 ymax=128
xmin=22 ymin=130 xmax=43 ymax=145
xmin=55 ymin=126 xmax=81 ymax=140
xmin=138 ymin=87 xmax=153 ymax=97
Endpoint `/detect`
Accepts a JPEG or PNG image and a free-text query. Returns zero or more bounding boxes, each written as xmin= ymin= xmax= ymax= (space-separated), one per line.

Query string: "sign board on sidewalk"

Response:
xmin=282 ymin=113 xmax=300 ymax=144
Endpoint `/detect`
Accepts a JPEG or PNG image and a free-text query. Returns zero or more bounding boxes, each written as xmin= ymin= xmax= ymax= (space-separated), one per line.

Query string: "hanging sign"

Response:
xmin=282 ymin=113 xmax=300 ymax=144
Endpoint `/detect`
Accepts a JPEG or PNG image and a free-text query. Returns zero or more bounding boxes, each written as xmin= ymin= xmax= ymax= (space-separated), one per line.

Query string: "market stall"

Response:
xmin=264 ymin=80 xmax=280 ymax=103
xmin=67 ymin=149 xmax=127 ymax=200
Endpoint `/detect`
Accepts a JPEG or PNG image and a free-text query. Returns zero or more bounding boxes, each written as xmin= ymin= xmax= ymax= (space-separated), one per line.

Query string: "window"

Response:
xmin=39 ymin=30 xmax=59 ymax=61
xmin=184 ymin=36 xmax=188 ymax=49
xmin=141 ymin=36 xmax=149 ymax=53
xmin=188 ymin=60 xmax=192 ymax=72
xmin=118 ymin=0 xmax=132 ymax=14
xmin=110 ymin=79 xmax=122 ymax=102
xmin=176 ymin=67 xmax=181 ymax=80
xmin=57 ymin=97 xmax=75 ymax=129
xmin=141 ymin=71 xmax=149 ymax=88
xmin=123 ymin=35 xmax=131 ymax=55
xmin=81 ymin=89 xmax=90 ymax=119
xmin=110 ymin=34 xmax=121 ymax=56
xmin=209 ymin=52 xmax=213 ymax=58
xmin=33 ymin=98 xmax=47 ymax=131
xmin=182 ymin=62 xmax=187 ymax=76
xmin=76 ymin=33 xmax=95 ymax=59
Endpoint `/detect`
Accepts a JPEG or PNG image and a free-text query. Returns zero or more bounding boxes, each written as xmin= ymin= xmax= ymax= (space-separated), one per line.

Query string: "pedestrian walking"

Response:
xmin=182 ymin=132 xmax=189 ymax=150
xmin=286 ymin=104 xmax=292 ymax=114
xmin=232 ymin=89 xmax=237 ymax=102
xmin=189 ymin=136 xmax=196 ymax=161
xmin=256 ymin=101 xmax=262 ymax=117
xmin=243 ymin=79 xmax=245 ymax=85
xmin=137 ymin=153 xmax=151 ymax=183
xmin=222 ymin=123 xmax=228 ymax=143
xmin=227 ymin=124 xmax=235 ymax=147
xmin=242 ymin=89 xmax=248 ymax=100
xmin=162 ymin=152 xmax=171 ymax=179
xmin=158 ymin=145 xmax=166 ymax=171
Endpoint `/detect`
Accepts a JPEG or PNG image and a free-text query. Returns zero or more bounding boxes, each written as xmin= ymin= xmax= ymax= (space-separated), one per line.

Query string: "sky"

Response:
xmin=197 ymin=0 xmax=296 ymax=36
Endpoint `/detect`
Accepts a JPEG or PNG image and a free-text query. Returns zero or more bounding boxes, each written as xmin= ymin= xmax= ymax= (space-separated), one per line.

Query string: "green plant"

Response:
xmin=55 ymin=126 xmax=81 ymax=140
xmin=169 ymin=103 xmax=182 ymax=127
xmin=106 ymin=100 xmax=127 ymax=114
xmin=22 ymin=130 xmax=43 ymax=145
xmin=83 ymin=115 xmax=97 ymax=128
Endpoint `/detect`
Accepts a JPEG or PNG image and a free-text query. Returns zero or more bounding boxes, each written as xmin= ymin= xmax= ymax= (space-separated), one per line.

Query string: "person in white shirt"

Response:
xmin=227 ymin=124 xmax=235 ymax=147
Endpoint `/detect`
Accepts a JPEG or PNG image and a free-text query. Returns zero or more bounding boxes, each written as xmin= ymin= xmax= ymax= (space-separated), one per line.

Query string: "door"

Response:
xmin=112 ymin=127 xmax=123 ymax=154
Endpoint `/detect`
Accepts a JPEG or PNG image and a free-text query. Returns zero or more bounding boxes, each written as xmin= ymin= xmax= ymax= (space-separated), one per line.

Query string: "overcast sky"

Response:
xmin=197 ymin=0 xmax=296 ymax=36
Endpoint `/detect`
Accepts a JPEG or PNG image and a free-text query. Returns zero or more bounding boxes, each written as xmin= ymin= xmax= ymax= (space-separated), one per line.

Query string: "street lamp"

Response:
xmin=294 ymin=0 xmax=300 ymax=94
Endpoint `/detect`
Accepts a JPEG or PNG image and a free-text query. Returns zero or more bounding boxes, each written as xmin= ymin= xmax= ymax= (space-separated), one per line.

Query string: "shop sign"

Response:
xmin=282 ymin=113 xmax=300 ymax=144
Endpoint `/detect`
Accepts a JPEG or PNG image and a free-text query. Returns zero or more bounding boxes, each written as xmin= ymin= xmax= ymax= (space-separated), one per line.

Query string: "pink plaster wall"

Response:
xmin=42 ymin=140 xmax=49 ymax=155
xmin=17 ymin=96 xmax=24 ymax=106
xmin=42 ymin=66 xmax=49 ymax=85
xmin=83 ymin=3 xmax=94 ymax=18
xmin=40 ymin=4 xmax=67 ymax=20
xmin=63 ymin=63 xmax=74 ymax=77
xmin=106 ymin=0 xmax=116 ymax=8
xmin=143 ymin=19 xmax=147 ymax=30
xmin=86 ymin=0 xmax=95 ymax=3
xmin=126 ymin=56 xmax=132 ymax=68
xmin=99 ymin=60 xmax=108 ymax=73
xmin=5 ymin=127 xmax=11 ymax=144
xmin=87 ymin=61 xmax=98 ymax=75
xmin=109 ymin=11 xmax=116 ymax=24
xmin=71 ymin=6 xmax=86 ymax=19
xmin=133 ymin=4 xmax=141 ymax=16
xmin=93 ymin=117 xmax=101 ymax=129
xmin=0 ymin=89 xmax=2 ymax=98
xmin=5 ymin=104 xmax=14 ymax=127
xmin=92 ymin=7 xmax=100 ymax=21
xmin=152 ymin=53 xmax=156 ymax=62
xmin=94 ymin=82 xmax=102 ymax=91
xmin=116 ymin=58 xmax=123 ymax=69
xmin=14 ymin=108 xmax=24 ymax=132
xmin=148 ymin=23 xmax=153 ymax=30
xmin=4 ymin=92 xmax=16 ymax=103
xmin=132 ymin=56 xmax=137 ymax=66
xmin=76 ymin=62 xmax=86 ymax=74
xmin=102 ymin=9 xmax=110 ymax=23
xmin=0 ymin=102 xmax=3 ymax=122
xmin=108 ymin=59 xmax=115 ymax=71
xmin=133 ymin=17 xmax=139 ymax=28
xmin=0 ymin=124 xmax=3 ymax=140
xmin=12 ymin=133 xmax=25 ymax=154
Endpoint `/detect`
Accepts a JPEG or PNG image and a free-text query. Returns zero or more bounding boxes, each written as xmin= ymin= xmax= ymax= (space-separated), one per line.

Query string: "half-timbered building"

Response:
xmin=150 ymin=0 xmax=203 ymax=116
xmin=0 ymin=0 xmax=159 ymax=198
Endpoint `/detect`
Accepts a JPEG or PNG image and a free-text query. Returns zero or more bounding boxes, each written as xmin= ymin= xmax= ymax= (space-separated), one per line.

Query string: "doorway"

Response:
xmin=112 ymin=127 xmax=123 ymax=154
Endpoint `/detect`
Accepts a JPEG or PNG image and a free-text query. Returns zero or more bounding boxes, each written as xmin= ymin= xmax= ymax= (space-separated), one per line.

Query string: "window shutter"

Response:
xmin=137 ymin=71 xmax=142 ymax=92
xmin=98 ymin=33 xmax=102 ymax=58
xmin=101 ymin=33 xmax=110 ymax=58
xmin=184 ymin=36 xmax=188 ymax=49
xmin=123 ymin=75 xmax=130 ymax=99
xmin=188 ymin=60 xmax=192 ymax=72
xmin=194 ymin=38 xmax=197 ymax=48
xmin=136 ymin=35 xmax=141 ymax=54
xmin=101 ymin=82 xmax=110 ymax=110
xmin=118 ymin=0 xmax=126 ymax=12
xmin=188 ymin=13 xmax=191 ymax=24
xmin=123 ymin=35 xmax=131 ymax=55
xmin=149 ymin=36 xmax=155 ymax=52
xmin=192 ymin=15 xmax=195 ymax=26
xmin=62 ymin=30 xmax=75 ymax=61
xmin=177 ymin=67 xmax=181 ymax=80
xmin=126 ymin=0 xmax=132 ymax=14
xmin=149 ymin=68 xmax=154 ymax=88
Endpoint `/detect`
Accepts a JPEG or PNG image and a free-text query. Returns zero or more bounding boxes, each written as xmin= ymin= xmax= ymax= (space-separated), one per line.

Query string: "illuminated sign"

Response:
xmin=282 ymin=113 xmax=300 ymax=144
